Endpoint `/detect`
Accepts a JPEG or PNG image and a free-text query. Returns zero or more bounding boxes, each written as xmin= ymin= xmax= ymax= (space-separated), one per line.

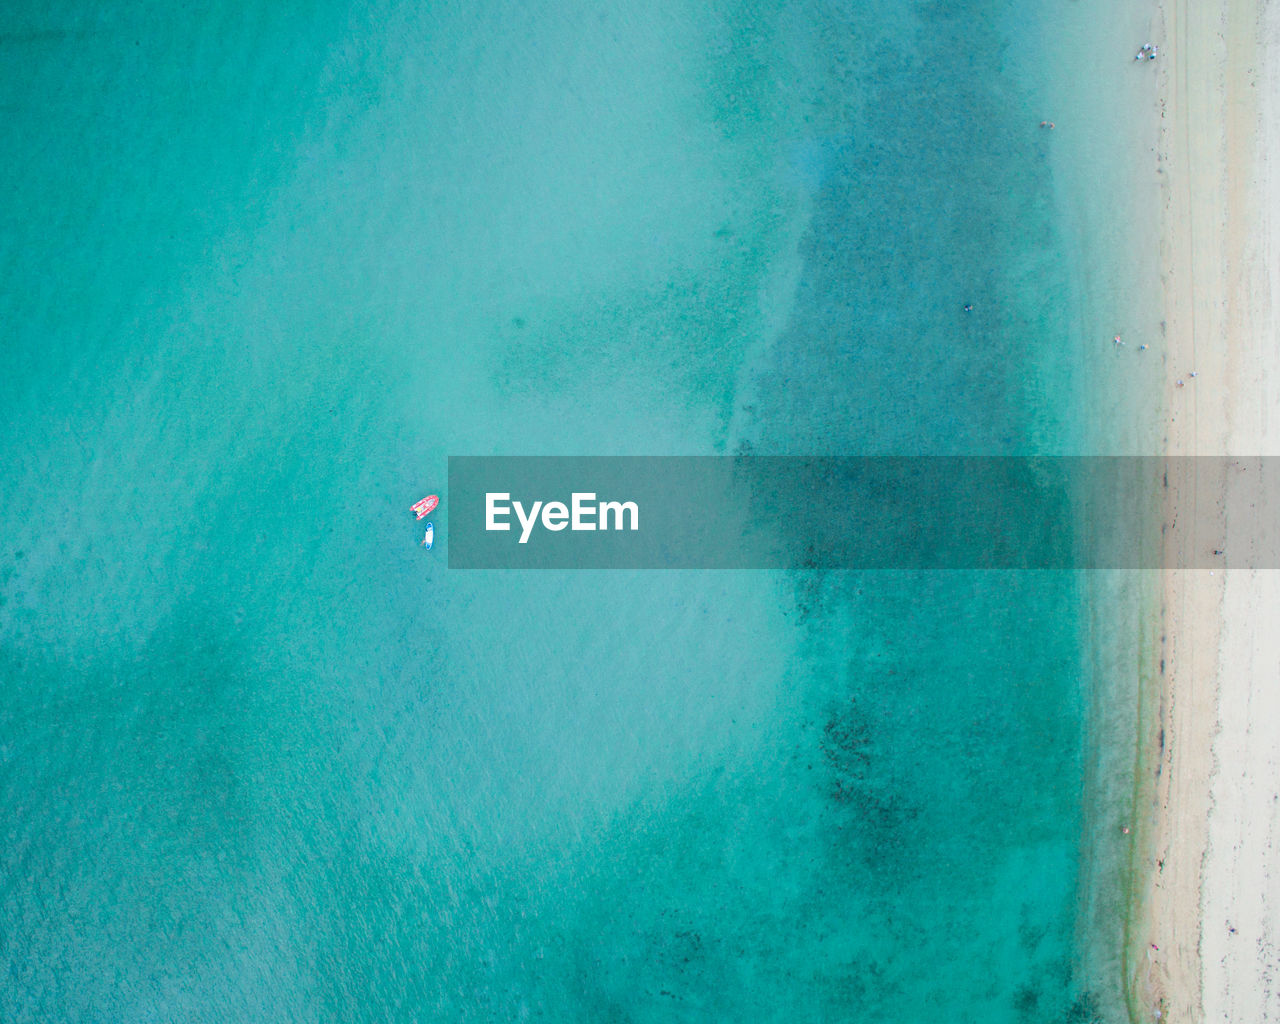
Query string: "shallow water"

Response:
xmin=1 ymin=1 xmax=1154 ymax=1020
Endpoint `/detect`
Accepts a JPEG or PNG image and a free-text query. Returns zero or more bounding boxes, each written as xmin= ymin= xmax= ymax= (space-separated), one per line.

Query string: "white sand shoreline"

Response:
xmin=1133 ymin=0 xmax=1280 ymax=1020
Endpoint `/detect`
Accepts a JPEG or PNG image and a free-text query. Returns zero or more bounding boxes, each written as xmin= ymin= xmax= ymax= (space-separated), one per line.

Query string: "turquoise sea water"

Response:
xmin=1 ymin=1 xmax=1159 ymax=1021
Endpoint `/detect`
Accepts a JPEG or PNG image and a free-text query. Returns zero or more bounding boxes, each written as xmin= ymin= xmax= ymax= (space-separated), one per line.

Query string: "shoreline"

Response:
xmin=1131 ymin=0 xmax=1279 ymax=1020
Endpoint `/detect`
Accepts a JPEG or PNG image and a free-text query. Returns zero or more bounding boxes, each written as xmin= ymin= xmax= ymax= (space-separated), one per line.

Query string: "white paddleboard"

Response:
xmin=422 ymin=523 xmax=434 ymax=550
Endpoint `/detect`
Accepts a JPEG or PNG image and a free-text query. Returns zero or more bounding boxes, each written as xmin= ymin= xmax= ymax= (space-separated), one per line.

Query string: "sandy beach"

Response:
xmin=1133 ymin=0 xmax=1280 ymax=1019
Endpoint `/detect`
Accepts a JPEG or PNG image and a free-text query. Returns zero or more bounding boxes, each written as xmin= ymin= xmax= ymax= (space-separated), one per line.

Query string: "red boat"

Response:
xmin=411 ymin=494 xmax=439 ymax=520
